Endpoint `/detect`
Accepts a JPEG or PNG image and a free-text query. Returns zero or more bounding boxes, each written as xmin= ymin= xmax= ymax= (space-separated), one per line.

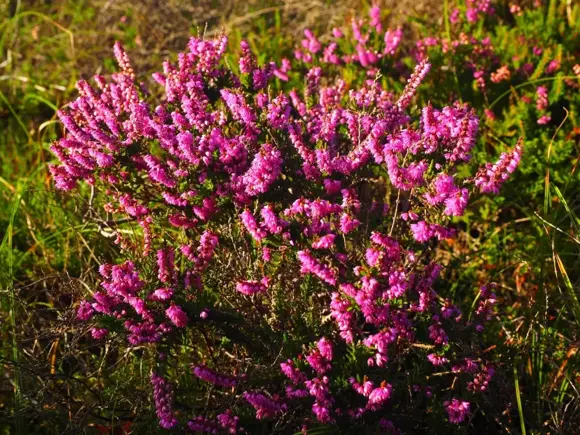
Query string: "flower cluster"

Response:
xmin=51 ymin=5 xmax=524 ymax=432
xmin=151 ymin=372 xmax=178 ymax=429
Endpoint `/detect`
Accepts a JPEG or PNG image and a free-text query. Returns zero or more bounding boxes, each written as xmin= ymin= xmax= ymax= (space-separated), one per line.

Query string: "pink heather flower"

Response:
xmin=410 ymin=221 xmax=434 ymax=242
xmin=192 ymin=196 xmax=217 ymax=221
xmin=537 ymin=114 xmax=551 ymax=125
xmin=450 ymin=8 xmax=460 ymax=23
xmin=236 ymin=279 xmax=268 ymax=296
xmin=240 ymin=209 xmax=267 ymax=242
xmin=91 ymin=328 xmax=109 ymax=339
xmin=125 ymin=320 xmax=162 ymax=345
xmin=148 ymin=287 xmax=174 ymax=301
xmin=444 ymin=188 xmax=469 ymax=216
xmin=221 ymin=89 xmax=256 ymax=125
xmin=473 ymin=70 xmax=486 ymax=90
xmin=156 ymin=248 xmax=175 ymax=284
xmin=474 ymin=138 xmax=523 ymax=194
xmin=142 ymin=155 xmax=177 ymax=188
xmin=297 ymin=250 xmax=337 ymax=286
xmin=243 ymin=392 xmax=286 ymax=419
xmin=317 ymin=337 xmax=333 ymax=361
xmin=545 ymin=59 xmax=560 ymax=74
xmin=445 ymin=398 xmax=470 ymax=424
xmin=510 ymin=4 xmax=523 ymax=16
xmin=484 ymin=109 xmax=496 ymax=121
xmin=323 ymin=179 xmax=342 ymax=195
xmin=369 ymin=5 xmax=382 ymax=32
xmin=397 ymin=59 xmax=431 ymax=110
xmin=367 ymin=383 xmax=392 ymax=409
xmin=490 ymin=65 xmax=510 ymax=83
xmin=165 ymin=305 xmax=188 ymax=328
xmin=312 ymin=234 xmax=336 ymax=250
xmin=77 ymin=300 xmax=95 ymax=321
xmin=280 ymin=359 xmax=307 ymax=384
xmin=428 ymin=320 xmax=448 ymax=345
xmin=312 ymin=401 xmax=334 ymax=423
xmin=187 ymin=416 xmax=220 ymax=433
xmin=339 ymin=213 xmax=360 ymax=234
xmin=216 ymin=410 xmax=239 ymax=433
xmin=387 ymin=270 xmax=408 ymax=299
xmin=365 ymin=247 xmax=381 ymax=268
xmin=306 ymin=349 xmax=332 ymax=374
xmin=467 ymin=365 xmax=495 ymax=392
xmin=476 ymin=284 xmax=497 ymax=321
xmin=302 ymin=29 xmax=322 ymax=54
xmin=351 ymin=378 xmax=375 ymax=397
xmin=330 ymin=292 xmax=355 ymax=343
xmin=262 ymin=246 xmax=272 ymax=262
xmin=53 ymin=28 xmax=515 ymax=430
xmin=192 ymin=365 xmax=237 ymax=387
xmin=286 ymin=386 xmax=309 ymax=399
xmin=242 ymin=143 xmax=283 ymax=196
xmin=239 ymin=40 xmax=256 ymax=74
xmin=536 ymin=86 xmax=549 ymax=112
xmin=427 ymin=353 xmax=449 ymax=366
xmin=151 ymin=372 xmax=178 ymax=429
xmin=305 ymin=376 xmax=333 ymax=403
xmin=384 ymin=28 xmax=403 ymax=55
xmin=466 ymin=8 xmax=478 ymax=22
xmin=261 ymin=205 xmax=285 ymax=235
xmin=425 ymin=174 xmax=457 ymax=204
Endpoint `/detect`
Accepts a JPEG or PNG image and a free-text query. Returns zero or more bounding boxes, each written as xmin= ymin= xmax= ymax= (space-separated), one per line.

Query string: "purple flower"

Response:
xmin=445 ymin=398 xmax=470 ymax=424
xmin=221 ymin=89 xmax=256 ymax=125
xmin=297 ymin=250 xmax=337 ymax=286
xmin=156 ymin=248 xmax=175 ymax=284
xmin=193 ymin=365 xmax=237 ymax=387
xmin=151 ymin=372 xmax=178 ymax=429
xmin=536 ymin=86 xmax=549 ymax=111
xmin=323 ymin=179 xmax=342 ymax=195
xmin=317 ymin=337 xmax=334 ymax=361
xmin=410 ymin=221 xmax=434 ymax=242
xmin=260 ymin=205 xmax=285 ymax=235
xmin=281 ymin=359 xmax=307 ymax=384
xmin=76 ymin=300 xmax=94 ymax=321
xmin=367 ymin=383 xmax=392 ymax=409
xmin=148 ymin=287 xmax=174 ymax=301
xmin=397 ymin=60 xmax=431 ymax=110
xmin=474 ymin=138 xmax=523 ymax=194
xmin=427 ymin=353 xmax=449 ymax=366
xmin=243 ymin=392 xmax=286 ymax=419
xmin=306 ymin=349 xmax=332 ymax=374
xmin=240 ymin=209 xmax=267 ymax=242
xmin=236 ymin=279 xmax=269 ymax=296
xmin=242 ymin=144 xmax=283 ymax=196
xmin=339 ymin=213 xmax=360 ymax=234
xmin=312 ymin=234 xmax=336 ymax=249
xmin=165 ymin=305 xmax=188 ymax=328
xmin=90 ymin=328 xmax=109 ymax=339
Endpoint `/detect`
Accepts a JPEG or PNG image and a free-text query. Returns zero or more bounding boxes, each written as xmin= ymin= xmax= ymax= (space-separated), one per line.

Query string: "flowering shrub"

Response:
xmin=279 ymin=1 xmax=579 ymax=204
xmin=48 ymin=6 xmax=530 ymax=434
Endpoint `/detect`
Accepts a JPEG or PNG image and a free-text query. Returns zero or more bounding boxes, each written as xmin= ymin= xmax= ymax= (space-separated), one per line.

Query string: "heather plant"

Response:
xmin=280 ymin=10 xmax=580 ymax=429
xmin=275 ymin=0 xmax=578 ymax=211
xmin=47 ymin=18 xmax=527 ymax=430
xmin=2 ymin=0 xmax=579 ymax=434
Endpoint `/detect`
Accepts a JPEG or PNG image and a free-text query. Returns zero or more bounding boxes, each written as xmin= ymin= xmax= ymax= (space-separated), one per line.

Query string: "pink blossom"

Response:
xmin=165 ymin=305 xmax=188 ymax=328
